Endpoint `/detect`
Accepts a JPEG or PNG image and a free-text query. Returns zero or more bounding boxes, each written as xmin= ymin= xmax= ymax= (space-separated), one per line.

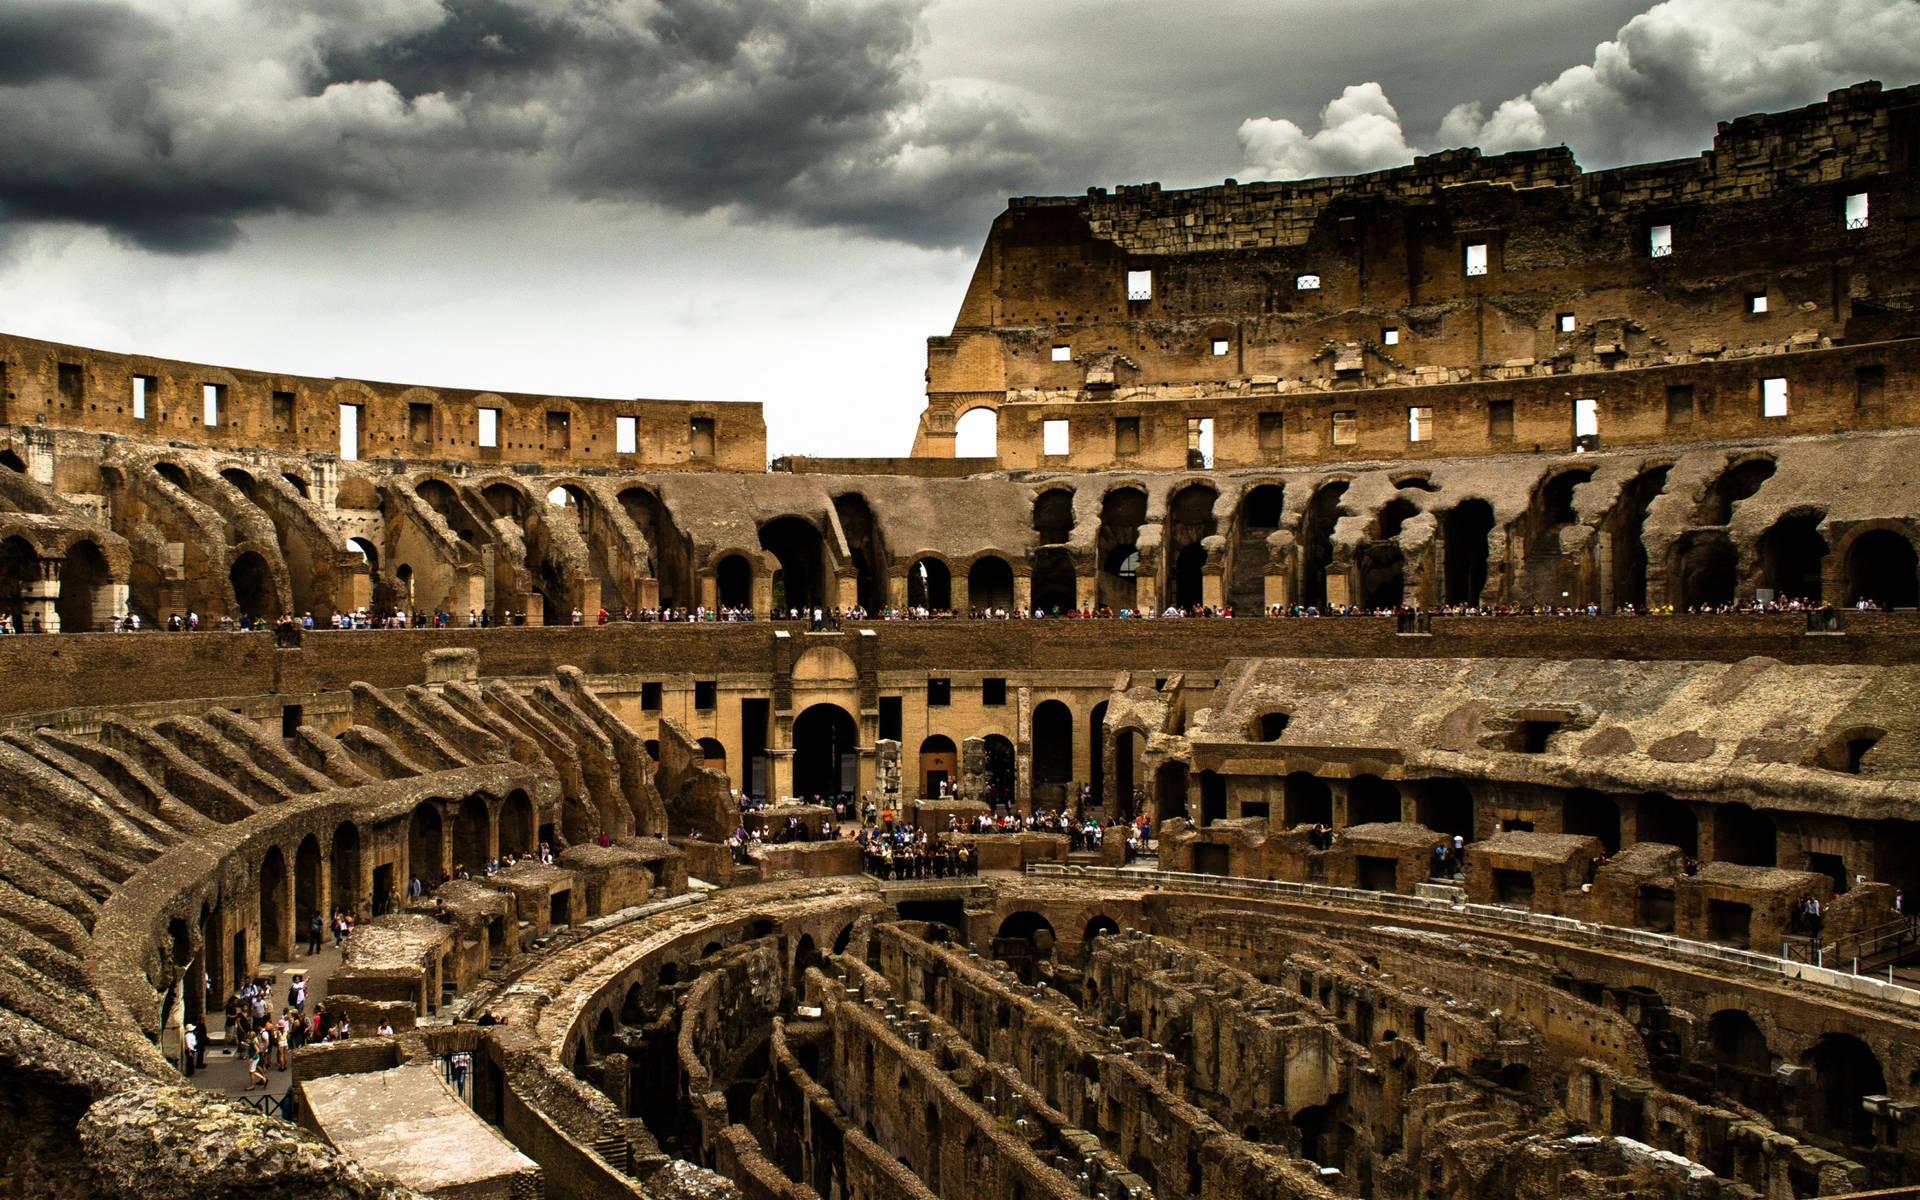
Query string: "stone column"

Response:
xmin=837 ymin=571 xmax=859 ymax=612
xmin=1014 ymin=686 xmax=1033 ymax=815
xmin=958 ymin=737 xmax=986 ymax=804
xmin=1014 ymin=572 xmax=1032 ymax=615
xmin=769 ymin=748 xmax=795 ymax=802
xmin=950 ymin=571 xmax=969 ymax=616
xmin=1075 ymin=571 xmax=1097 ymax=612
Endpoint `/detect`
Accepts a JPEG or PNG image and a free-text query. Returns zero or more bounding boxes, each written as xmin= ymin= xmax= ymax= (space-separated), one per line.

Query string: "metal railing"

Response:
xmin=1024 ymin=863 xmax=1920 ymax=1010
xmin=237 ymin=1089 xmax=298 ymax=1121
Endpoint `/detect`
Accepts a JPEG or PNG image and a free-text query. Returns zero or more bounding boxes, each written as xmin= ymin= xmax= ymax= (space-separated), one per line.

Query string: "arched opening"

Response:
xmin=331 ymin=822 xmax=361 ymax=917
xmin=697 ymin=738 xmax=726 ymax=770
xmin=908 ymin=557 xmax=951 ymax=611
xmin=620 ymin=487 xmax=694 ymax=609
xmin=1030 ymin=547 xmax=1076 ymax=614
xmin=1695 ymin=457 xmax=1776 ymax=525
xmin=0 ymin=536 xmax=39 ymax=633
xmin=1166 ymin=483 xmax=1218 ymax=609
xmin=55 ymin=539 xmax=111 ymax=632
xmin=1635 ymin=794 xmax=1697 ymax=856
xmin=1845 ymin=528 xmax=1919 ymax=608
xmin=1673 ymin=530 xmax=1737 ymax=609
xmin=982 ymin=734 xmax=1015 ymax=808
xmin=1717 ymin=804 xmax=1776 ymax=867
xmin=793 ymin=704 xmax=858 ymax=800
xmin=1562 ymin=789 xmax=1620 ymax=853
xmin=1301 ymin=481 xmax=1349 ymax=608
xmin=501 ymin=790 xmax=536 ymax=857
xmin=793 ymin=933 xmax=821 ymax=988
xmin=992 ymin=911 xmax=1055 ymax=982
xmin=1155 ymin=761 xmax=1189 ymax=826
xmin=1442 ymin=500 xmax=1495 ymax=605
xmin=1031 ymin=700 xmax=1073 ymax=803
xmin=1228 ymin=484 xmax=1285 ymax=612
xmin=1292 ymin=1103 xmax=1335 ymax=1167
xmin=1359 ymin=503 xmax=1407 ymax=610
xmin=758 ymin=516 xmax=826 ymax=612
xmin=832 ymin=493 xmax=887 ymax=614
xmin=1523 ymin=468 xmax=1593 ymax=604
xmin=1418 ymin=779 xmax=1474 ymax=839
xmin=1707 ymin=1010 xmax=1771 ymax=1073
xmin=1604 ymin=466 xmax=1671 ymax=610
xmin=919 ymin=735 xmax=956 ymax=798
xmin=283 ymin=473 xmax=309 ymax=498
xmin=259 ymin=846 xmax=288 ymax=960
xmin=954 ymin=407 xmax=997 ymax=457
xmin=454 ymin=795 xmax=490 ymax=877
xmin=968 ymin=556 xmax=1015 ymax=613
xmin=1802 ymin=1034 xmax=1885 ymax=1143
xmin=1033 ymin=488 xmax=1075 ymax=545
xmin=1285 ymin=773 xmax=1332 ymax=828
xmin=155 ymin=462 xmax=192 ymax=492
xmin=1348 ymin=775 xmax=1401 ymax=825
xmin=1758 ymin=511 xmax=1828 ymax=603
xmin=294 ymin=835 xmax=322 ymax=940
xmin=1084 ymin=915 xmax=1120 ymax=949
xmin=0 ymin=450 xmax=24 ymax=473
xmin=1113 ymin=728 xmax=1139 ymax=818
xmin=127 ymin=560 xmax=163 ymax=626
xmin=1255 ymin=711 xmax=1291 ymax=741
xmin=1089 ymin=702 xmax=1108 ymax=807
xmin=1097 ymin=488 xmax=1147 ymax=611
xmin=409 ymin=802 xmax=446 ymax=885
xmin=229 ymin=550 xmax=274 ymax=620
xmin=715 ymin=554 xmax=752 ymax=609
xmin=832 ymin=922 xmax=855 ymax=956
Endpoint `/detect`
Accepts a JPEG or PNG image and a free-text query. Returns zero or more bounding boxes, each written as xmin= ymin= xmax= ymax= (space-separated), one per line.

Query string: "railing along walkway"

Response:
xmin=1025 ymin=863 xmax=1920 ymax=1012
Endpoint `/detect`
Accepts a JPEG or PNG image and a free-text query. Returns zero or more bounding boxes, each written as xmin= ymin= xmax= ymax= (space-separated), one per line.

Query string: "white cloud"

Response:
xmin=1240 ymin=0 xmax=1920 ymax=181
xmin=1237 ymin=82 xmax=1419 ymax=180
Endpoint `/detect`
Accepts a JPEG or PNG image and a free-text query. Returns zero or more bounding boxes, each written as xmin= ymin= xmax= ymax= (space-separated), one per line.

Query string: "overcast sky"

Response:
xmin=3 ymin=0 xmax=1916 ymax=458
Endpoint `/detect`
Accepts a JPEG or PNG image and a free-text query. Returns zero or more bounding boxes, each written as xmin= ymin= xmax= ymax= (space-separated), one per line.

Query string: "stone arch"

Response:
xmin=1442 ymin=500 xmax=1495 ymax=605
xmin=1604 ymin=466 xmax=1671 ymax=610
xmin=259 ymin=845 xmax=289 ymax=961
xmin=759 ymin=515 xmax=828 ymax=612
xmin=294 ymin=835 xmax=322 ymax=936
xmin=967 ymin=555 xmax=1015 ymax=613
xmin=697 ymin=738 xmax=726 ymax=769
xmin=1562 ymin=789 xmax=1620 ymax=853
xmin=501 ymin=789 xmax=537 ymax=856
xmin=1348 ymin=775 xmax=1401 ymax=825
xmin=954 ymin=406 xmax=997 ymax=457
xmin=1757 ymin=509 xmax=1828 ymax=603
xmin=1695 ymin=456 xmax=1776 ymax=525
xmin=1671 ymin=530 xmax=1737 ymax=609
xmin=1843 ymin=526 xmax=1919 ymax=608
xmin=831 ymin=493 xmax=887 ymax=614
xmin=919 ymin=735 xmax=956 ymax=798
xmin=1706 ymin=1009 xmax=1771 ymax=1072
xmin=409 ymin=801 xmax=446 ymax=884
xmin=1252 ymin=710 xmax=1292 ymax=741
xmin=332 ymin=822 xmax=362 ymax=916
xmin=1300 ymin=480 xmax=1349 ymax=608
xmin=1155 ymin=761 xmax=1189 ymax=826
xmin=228 ymin=549 xmax=275 ymax=620
xmin=793 ymin=703 xmax=859 ymax=800
xmin=982 ymin=734 xmax=1015 ymax=807
xmin=1089 ymin=701 xmax=1108 ymax=807
xmin=1165 ymin=482 xmax=1218 ymax=608
xmin=1030 ymin=546 xmax=1076 ymax=614
xmin=1097 ymin=486 xmax=1147 ymax=611
xmin=620 ymin=485 xmax=694 ymax=608
xmin=55 ymin=538 xmax=113 ymax=632
xmin=454 ymin=794 xmax=490 ymax=876
xmin=1227 ymin=482 xmax=1286 ymax=612
xmin=1032 ymin=486 xmax=1075 ymax=544
xmin=714 ymin=553 xmax=753 ymax=609
xmin=1031 ymin=700 xmax=1074 ymax=796
xmin=1635 ymin=794 xmax=1697 ymax=856
xmin=907 ymin=556 xmax=951 ymax=611
xmin=1716 ymin=803 xmax=1776 ymax=867
xmin=1801 ymin=1033 xmax=1885 ymax=1143
xmin=1418 ymin=779 xmax=1474 ymax=839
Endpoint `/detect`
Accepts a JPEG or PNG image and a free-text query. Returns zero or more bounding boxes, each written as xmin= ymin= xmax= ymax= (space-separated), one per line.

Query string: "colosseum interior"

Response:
xmin=2 ymin=80 xmax=1919 ymax=1200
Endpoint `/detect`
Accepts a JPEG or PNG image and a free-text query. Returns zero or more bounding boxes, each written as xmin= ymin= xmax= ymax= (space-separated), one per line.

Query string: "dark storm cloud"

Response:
xmin=0 ymin=0 xmax=1073 ymax=253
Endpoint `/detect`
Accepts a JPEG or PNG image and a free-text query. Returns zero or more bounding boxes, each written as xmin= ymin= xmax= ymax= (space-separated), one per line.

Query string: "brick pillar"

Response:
xmin=22 ymin=558 xmax=60 ymax=633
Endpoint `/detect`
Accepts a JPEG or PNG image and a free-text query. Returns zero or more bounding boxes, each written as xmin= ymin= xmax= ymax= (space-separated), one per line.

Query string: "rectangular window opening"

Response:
xmin=280 ymin=704 xmax=303 ymax=739
xmin=1211 ymin=337 xmax=1230 ymax=356
xmin=202 ymin=383 xmax=224 ymax=427
xmin=478 ymin=407 xmax=500 ymax=448
xmin=927 ymin=678 xmax=951 ymax=707
xmin=690 ymin=417 xmax=715 ymax=458
xmin=982 ymin=678 xmax=1007 ymax=707
xmin=879 ymin=697 xmax=903 ymax=743
xmin=339 ymin=403 xmax=361 ymax=461
xmin=1557 ymin=313 xmax=1576 ymax=333
xmin=1257 ymin=410 xmax=1285 ymax=452
xmin=1761 ymin=376 xmax=1789 ymax=418
xmin=1114 ymin=416 xmax=1140 ymax=457
xmin=1408 ymin=406 xmax=1433 ymax=443
xmin=272 ymin=390 xmax=295 ymax=431
xmin=1464 ymin=243 xmax=1488 ymax=276
xmin=408 ymin=402 xmax=432 ymax=444
xmin=131 ymin=375 xmax=155 ymax=420
xmin=1381 ymin=327 xmax=1399 ymax=346
xmin=694 ymin=680 xmax=717 ymax=711
xmin=1488 ymin=399 xmax=1515 ymax=441
xmin=545 ymin=409 xmax=571 ymax=451
xmin=1050 ymin=344 xmax=1071 ymax=362
xmin=1748 ymin=292 xmax=1769 ymax=314
xmin=616 ymin=415 xmax=638 ymax=455
xmin=1042 ymin=418 xmax=1070 ymax=457
xmin=57 ymin=362 xmax=83 ymax=404
xmin=1126 ymin=269 xmax=1152 ymax=301
xmin=1573 ymin=398 xmax=1599 ymax=450
xmin=1186 ymin=417 xmax=1213 ymax=468
xmin=1845 ymin=192 xmax=1869 ymax=230
xmin=1666 ymin=384 xmax=1695 ymax=426
xmin=1649 ymin=224 xmax=1673 ymax=258
xmin=641 ymin=682 xmax=662 ymax=711
xmin=1295 ymin=274 xmax=1321 ymax=290
xmin=1331 ymin=409 xmax=1358 ymax=446
xmin=1856 ymin=365 xmax=1885 ymax=410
